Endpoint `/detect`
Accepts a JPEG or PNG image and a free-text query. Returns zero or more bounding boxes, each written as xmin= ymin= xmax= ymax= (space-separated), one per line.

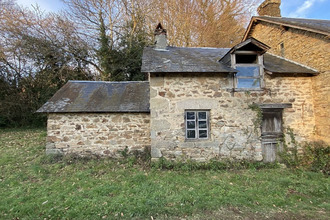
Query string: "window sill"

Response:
xmin=185 ymin=138 xmax=210 ymax=142
xmin=226 ymin=88 xmax=265 ymax=92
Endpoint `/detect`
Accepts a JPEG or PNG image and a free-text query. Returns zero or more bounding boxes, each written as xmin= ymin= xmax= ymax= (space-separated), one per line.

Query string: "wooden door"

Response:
xmin=261 ymin=109 xmax=283 ymax=162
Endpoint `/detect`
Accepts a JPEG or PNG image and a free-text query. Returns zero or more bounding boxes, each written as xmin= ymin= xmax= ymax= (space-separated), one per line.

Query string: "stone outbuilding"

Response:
xmin=38 ymin=81 xmax=150 ymax=157
xmin=38 ymin=0 xmax=329 ymax=162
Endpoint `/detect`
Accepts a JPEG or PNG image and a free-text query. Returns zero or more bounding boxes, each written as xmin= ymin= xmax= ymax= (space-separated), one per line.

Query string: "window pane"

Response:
xmin=198 ymin=112 xmax=206 ymax=119
xmin=237 ymin=78 xmax=260 ymax=88
xmin=236 ymin=66 xmax=259 ymax=77
xmin=198 ymin=121 xmax=207 ymax=128
xmin=186 ymin=112 xmax=195 ymax=120
xmin=187 ymin=121 xmax=195 ymax=129
xmin=187 ymin=130 xmax=196 ymax=139
xmin=199 ymin=130 xmax=207 ymax=138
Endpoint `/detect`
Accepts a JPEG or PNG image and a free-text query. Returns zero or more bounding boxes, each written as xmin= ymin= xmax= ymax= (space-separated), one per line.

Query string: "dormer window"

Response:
xmin=219 ymin=38 xmax=270 ymax=90
xmin=233 ymin=53 xmax=263 ymax=89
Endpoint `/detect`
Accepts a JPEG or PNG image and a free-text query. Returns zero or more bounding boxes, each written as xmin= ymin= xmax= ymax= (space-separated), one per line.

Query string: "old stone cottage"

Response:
xmin=37 ymin=0 xmax=329 ymax=162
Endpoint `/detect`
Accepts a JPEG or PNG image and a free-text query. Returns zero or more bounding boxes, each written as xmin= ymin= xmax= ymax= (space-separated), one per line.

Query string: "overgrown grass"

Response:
xmin=0 ymin=128 xmax=329 ymax=219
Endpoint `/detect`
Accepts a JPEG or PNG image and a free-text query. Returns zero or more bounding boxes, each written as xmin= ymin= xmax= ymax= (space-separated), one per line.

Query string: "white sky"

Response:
xmin=15 ymin=0 xmax=65 ymax=12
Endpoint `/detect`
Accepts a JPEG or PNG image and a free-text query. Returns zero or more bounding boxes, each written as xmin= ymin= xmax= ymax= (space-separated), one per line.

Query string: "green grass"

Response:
xmin=0 ymin=128 xmax=329 ymax=219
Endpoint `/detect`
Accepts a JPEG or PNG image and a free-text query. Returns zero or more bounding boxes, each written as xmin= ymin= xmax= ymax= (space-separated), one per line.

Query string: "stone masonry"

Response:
xmin=257 ymin=0 xmax=281 ymax=17
xmin=149 ymin=72 xmax=315 ymax=161
xmin=46 ymin=113 xmax=150 ymax=157
xmin=249 ymin=21 xmax=330 ymax=143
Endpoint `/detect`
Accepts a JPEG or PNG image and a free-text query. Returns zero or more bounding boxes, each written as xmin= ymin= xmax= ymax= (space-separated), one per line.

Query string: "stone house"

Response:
xmin=243 ymin=0 xmax=330 ymax=144
xmin=37 ymin=0 xmax=329 ymax=162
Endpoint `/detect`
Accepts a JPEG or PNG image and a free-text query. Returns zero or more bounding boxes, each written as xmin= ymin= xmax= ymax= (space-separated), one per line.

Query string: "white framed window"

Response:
xmin=232 ymin=53 xmax=263 ymax=89
xmin=185 ymin=110 xmax=209 ymax=140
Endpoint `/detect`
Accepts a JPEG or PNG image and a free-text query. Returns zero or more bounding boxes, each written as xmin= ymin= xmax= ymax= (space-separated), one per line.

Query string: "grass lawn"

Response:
xmin=0 ymin=128 xmax=329 ymax=219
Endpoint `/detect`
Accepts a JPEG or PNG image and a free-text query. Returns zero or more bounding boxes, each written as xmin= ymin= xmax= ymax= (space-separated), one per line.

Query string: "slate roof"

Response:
xmin=141 ymin=46 xmax=237 ymax=73
xmin=37 ymin=81 xmax=150 ymax=113
xmin=264 ymin=53 xmax=317 ymax=74
xmin=244 ymin=16 xmax=330 ymax=40
xmin=38 ymin=40 xmax=318 ymax=114
xmin=142 ymin=46 xmax=317 ymax=75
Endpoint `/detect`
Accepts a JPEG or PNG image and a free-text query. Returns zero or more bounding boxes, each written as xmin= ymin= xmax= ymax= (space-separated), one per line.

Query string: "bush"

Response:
xmin=279 ymin=128 xmax=329 ymax=174
xmin=301 ymin=141 xmax=329 ymax=175
xmin=279 ymin=128 xmax=300 ymax=168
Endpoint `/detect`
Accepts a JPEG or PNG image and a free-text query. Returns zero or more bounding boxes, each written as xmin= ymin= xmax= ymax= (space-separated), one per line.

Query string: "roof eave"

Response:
xmin=243 ymin=17 xmax=258 ymax=41
xmin=265 ymin=70 xmax=319 ymax=76
xmin=147 ymin=70 xmax=237 ymax=73
xmin=37 ymin=110 xmax=151 ymax=114
xmin=243 ymin=17 xmax=330 ymax=41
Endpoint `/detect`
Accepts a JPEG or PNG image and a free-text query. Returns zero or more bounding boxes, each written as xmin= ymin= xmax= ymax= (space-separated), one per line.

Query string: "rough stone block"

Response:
xmin=150 ymin=98 xmax=169 ymax=110
xmin=150 ymin=76 xmax=164 ymax=87
xmin=46 ymin=148 xmax=63 ymax=155
xmin=176 ymin=98 xmax=218 ymax=110
xmin=151 ymin=147 xmax=162 ymax=158
xmin=151 ymin=119 xmax=171 ymax=131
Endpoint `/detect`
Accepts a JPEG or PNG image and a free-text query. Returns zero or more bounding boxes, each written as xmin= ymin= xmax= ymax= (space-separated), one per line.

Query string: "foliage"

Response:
xmin=0 ymin=4 xmax=93 ymax=127
xmin=279 ymin=127 xmax=300 ymax=168
xmin=248 ymin=103 xmax=263 ymax=134
xmin=301 ymin=141 xmax=330 ymax=175
xmin=97 ymin=11 xmax=115 ymax=80
xmin=280 ymin=128 xmax=329 ymax=174
xmin=0 ymin=0 xmax=262 ymax=127
xmin=0 ymin=128 xmax=329 ymax=219
xmin=113 ymin=20 xmax=150 ymax=81
xmin=98 ymin=19 xmax=150 ymax=81
xmin=151 ymin=157 xmax=280 ymax=171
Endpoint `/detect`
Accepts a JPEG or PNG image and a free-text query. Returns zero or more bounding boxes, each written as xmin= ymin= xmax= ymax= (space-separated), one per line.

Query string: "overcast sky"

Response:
xmin=16 ymin=0 xmax=330 ymax=20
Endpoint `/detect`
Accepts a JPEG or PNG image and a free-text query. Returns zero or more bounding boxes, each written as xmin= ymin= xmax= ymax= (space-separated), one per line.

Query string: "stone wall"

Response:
xmin=249 ymin=21 xmax=330 ymax=143
xmin=46 ymin=113 xmax=150 ymax=157
xmin=149 ymin=72 xmax=315 ymax=161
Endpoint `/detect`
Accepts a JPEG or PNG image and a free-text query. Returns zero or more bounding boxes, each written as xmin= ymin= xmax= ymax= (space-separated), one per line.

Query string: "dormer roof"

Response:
xmin=219 ymin=38 xmax=270 ymax=66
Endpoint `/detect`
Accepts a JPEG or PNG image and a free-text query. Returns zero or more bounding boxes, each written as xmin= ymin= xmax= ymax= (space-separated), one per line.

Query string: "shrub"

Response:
xmin=279 ymin=128 xmax=300 ymax=168
xmin=279 ymin=127 xmax=329 ymax=174
xmin=301 ymin=141 xmax=329 ymax=175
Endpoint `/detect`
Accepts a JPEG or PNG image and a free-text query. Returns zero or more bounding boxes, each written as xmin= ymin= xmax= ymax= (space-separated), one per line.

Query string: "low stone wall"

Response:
xmin=46 ymin=113 xmax=150 ymax=157
xmin=149 ymin=73 xmax=315 ymax=161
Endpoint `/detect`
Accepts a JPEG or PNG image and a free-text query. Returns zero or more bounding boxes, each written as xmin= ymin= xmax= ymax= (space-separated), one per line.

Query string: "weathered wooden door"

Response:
xmin=261 ymin=109 xmax=283 ymax=162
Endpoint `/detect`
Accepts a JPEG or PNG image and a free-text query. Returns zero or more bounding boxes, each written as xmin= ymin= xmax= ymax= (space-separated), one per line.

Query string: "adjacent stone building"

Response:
xmin=38 ymin=0 xmax=329 ymax=162
xmin=244 ymin=0 xmax=330 ymax=143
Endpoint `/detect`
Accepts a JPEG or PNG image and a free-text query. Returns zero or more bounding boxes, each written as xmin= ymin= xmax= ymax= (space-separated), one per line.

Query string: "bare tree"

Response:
xmin=0 ymin=2 xmax=93 ymax=126
xmin=146 ymin=0 xmax=262 ymax=47
xmin=62 ymin=0 xmax=153 ymax=80
xmin=62 ymin=0 xmax=125 ymax=46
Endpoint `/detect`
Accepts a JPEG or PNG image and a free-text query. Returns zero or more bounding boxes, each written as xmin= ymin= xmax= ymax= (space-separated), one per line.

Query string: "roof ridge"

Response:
xmin=266 ymin=52 xmax=318 ymax=72
xmin=259 ymin=16 xmax=330 ymax=21
xmin=164 ymin=46 xmax=231 ymax=49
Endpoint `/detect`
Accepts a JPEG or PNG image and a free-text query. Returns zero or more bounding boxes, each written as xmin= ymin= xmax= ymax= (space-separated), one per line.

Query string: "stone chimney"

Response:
xmin=257 ymin=0 xmax=281 ymax=17
xmin=154 ymin=23 xmax=167 ymax=50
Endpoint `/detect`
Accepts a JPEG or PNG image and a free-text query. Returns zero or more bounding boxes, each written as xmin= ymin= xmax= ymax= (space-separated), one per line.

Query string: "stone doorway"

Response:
xmin=261 ymin=108 xmax=283 ymax=162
